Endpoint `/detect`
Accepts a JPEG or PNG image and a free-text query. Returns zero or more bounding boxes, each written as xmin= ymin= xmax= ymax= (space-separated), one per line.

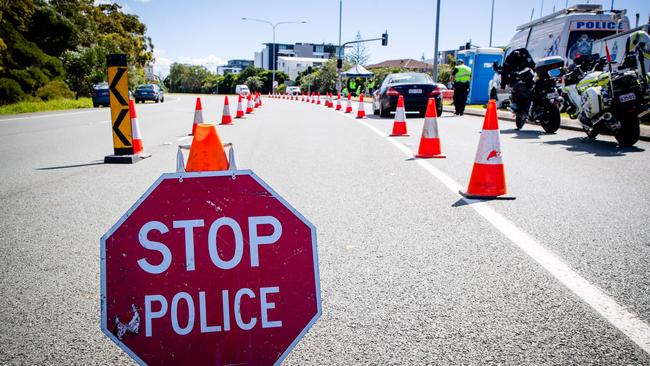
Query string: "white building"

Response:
xmin=277 ymin=56 xmax=328 ymax=80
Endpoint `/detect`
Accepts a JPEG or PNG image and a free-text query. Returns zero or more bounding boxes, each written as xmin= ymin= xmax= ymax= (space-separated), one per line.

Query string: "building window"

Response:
xmin=315 ymin=45 xmax=324 ymax=53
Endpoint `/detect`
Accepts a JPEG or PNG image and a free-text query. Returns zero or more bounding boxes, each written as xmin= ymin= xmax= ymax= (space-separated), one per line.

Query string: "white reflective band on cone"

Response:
xmin=131 ymin=117 xmax=142 ymax=139
xmin=223 ymin=104 xmax=230 ymax=116
xmin=175 ymin=143 xmax=237 ymax=173
xmin=394 ymin=107 xmax=406 ymax=122
xmin=422 ymin=117 xmax=439 ymax=139
xmin=474 ymin=129 xmax=503 ymax=165
xmin=194 ymin=110 xmax=203 ymax=124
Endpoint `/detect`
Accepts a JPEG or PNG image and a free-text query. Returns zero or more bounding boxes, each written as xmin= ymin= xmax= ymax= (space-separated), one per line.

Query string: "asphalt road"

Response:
xmin=0 ymin=93 xmax=649 ymax=364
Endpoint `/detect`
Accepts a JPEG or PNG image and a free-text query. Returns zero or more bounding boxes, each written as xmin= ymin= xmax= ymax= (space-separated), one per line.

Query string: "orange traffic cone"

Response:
xmin=327 ymin=93 xmax=333 ymax=108
xmin=415 ymin=98 xmax=445 ymax=158
xmin=129 ymin=99 xmax=145 ymax=154
xmin=221 ymin=96 xmax=233 ymax=125
xmin=460 ymin=100 xmax=514 ymax=200
xmin=316 ymin=92 xmax=321 ymax=105
xmin=311 ymin=93 xmax=316 ymax=104
xmin=356 ymin=94 xmax=366 ymax=119
xmin=335 ymin=93 xmax=342 ymax=110
xmin=301 ymin=92 xmax=305 ymax=102
xmin=185 ymin=123 xmax=229 ymax=172
xmin=258 ymin=92 xmax=263 ymax=106
xmin=246 ymin=94 xmax=253 ymax=114
xmin=345 ymin=94 xmax=353 ymax=113
xmin=390 ymin=95 xmax=409 ymax=136
xmin=236 ymin=95 xmax=245 ymax=118
xmin=191 ymin=97 xmax=204 ymax=135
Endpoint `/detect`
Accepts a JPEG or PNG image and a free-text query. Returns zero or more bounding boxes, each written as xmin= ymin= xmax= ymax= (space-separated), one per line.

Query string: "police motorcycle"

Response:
xmin=562 ymin=45 xmax=648 ymax=147
xmin=497 ymin=48 xmax=564 ymax=133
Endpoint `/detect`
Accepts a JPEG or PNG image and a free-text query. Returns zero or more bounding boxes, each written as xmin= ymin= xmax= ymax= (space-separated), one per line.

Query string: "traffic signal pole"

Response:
xmin=336 ymin=32 xmax=388 ymax=94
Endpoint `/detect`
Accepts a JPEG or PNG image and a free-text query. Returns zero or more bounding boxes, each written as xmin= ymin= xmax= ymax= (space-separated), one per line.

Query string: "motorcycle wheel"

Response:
xmin=515 ymin=114 xmax=525 ymax=130
xmin=614 ymin=113 xmax=640 ymax=147
xmin=541 ymin=105 xmax=561 ymax=134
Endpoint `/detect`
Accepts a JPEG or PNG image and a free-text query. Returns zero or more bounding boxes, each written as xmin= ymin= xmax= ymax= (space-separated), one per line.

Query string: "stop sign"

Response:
xmin=101 ymin=170 xmax=320 ymax=365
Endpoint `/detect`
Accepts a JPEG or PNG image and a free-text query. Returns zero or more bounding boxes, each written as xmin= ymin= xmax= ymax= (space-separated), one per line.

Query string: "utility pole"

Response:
xmin=433 ymin=0 xmax=441 ymax=82
xmin=489 ymin=0 xmax=495 ymax=47
xmin=337 ymin=0 xmax=343 ymax=93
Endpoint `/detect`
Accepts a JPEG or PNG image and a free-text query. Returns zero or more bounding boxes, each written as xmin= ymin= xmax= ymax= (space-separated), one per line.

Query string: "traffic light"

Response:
xmin=381 ymin=31 xmax=388 ymax=46
xmin=337 ymin=58 xmax=343 ymax=69
xmin=307 ymin=66 xmax=313 ymax=74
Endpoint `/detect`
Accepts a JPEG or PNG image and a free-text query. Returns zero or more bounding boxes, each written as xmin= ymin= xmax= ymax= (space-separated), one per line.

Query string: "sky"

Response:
xmin=117 ymin=0 xmax=650 ymax=76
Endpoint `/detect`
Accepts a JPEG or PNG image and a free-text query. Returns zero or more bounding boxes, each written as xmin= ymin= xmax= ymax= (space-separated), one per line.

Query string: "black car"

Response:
xmin=134 ymin=84 xmax=164 ymax=103
xmin=372 ymin=72 xmax=443 ymax=117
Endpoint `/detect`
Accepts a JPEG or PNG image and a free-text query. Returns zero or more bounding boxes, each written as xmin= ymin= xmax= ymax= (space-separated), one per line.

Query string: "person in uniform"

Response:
xmin=451 ymin=59 xmax=472 ymax=115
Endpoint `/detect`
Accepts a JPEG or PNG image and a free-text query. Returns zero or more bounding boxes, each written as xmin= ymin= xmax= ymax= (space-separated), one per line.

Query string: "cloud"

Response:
xmin=133 ymin=0 xmax=152 ymax=2
xmin=153 ymin=51 xmax=227 ymax=77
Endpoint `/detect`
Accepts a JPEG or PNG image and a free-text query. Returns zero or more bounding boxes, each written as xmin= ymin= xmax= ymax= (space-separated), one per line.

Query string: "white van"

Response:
xmin=489 ymin=4 xmax=631 ymax=106
xmin=235 ymin=84 xmax=250 ymax=96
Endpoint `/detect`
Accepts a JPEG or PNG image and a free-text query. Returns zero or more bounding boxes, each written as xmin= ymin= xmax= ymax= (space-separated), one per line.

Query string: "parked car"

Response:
xmin=91 ymin=82 xmax=110 ymax=107
xmin=235 ymin=84 xmax=250 ymax=96
xmin=134 ymin=84 xmax=164 ymax=103
xmin=286 ymin=86 xmax=301 ymax=95
xmin=373 ymin=72 xmax=443 ymax=117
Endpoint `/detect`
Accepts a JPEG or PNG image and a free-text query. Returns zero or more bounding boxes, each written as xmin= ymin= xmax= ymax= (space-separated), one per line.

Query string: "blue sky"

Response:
xmin=119 ymin=0 xmax=649 ymax=76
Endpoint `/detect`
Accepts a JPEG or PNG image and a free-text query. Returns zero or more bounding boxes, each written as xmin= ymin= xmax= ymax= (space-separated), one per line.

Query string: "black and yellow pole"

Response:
xmin=104 ymin=54 xmax=150 ymax=163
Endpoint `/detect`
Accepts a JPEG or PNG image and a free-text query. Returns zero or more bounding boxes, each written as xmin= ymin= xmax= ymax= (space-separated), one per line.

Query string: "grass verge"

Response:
xmin=0 ymin=98 xmax=93 ymax=115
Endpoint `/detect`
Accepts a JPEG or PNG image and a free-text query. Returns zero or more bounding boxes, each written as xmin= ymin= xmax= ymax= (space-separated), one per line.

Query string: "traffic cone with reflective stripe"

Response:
xmin=220 ymin=96 xmax=233 ymax=125
xmin=328 ymin=93 xmax=333 ymax=108
xmin=390 ymin=95 xmax=409 ymax=136
xmin=356 ymin=94 xmax=366 ymax=119
xmin=236 ymin=95 xmax=245 ymax=118
xmin=311 ymin=93 xmax=316 ymax=103
xmin=191 ymin=97 xmax=204 ymax=135
xmin=335 ymin=93 xmax=342 ymax=110
xmin=246 ymin=94 xmax=253 ymax=113
xmin=415 ymin=98 xmax=445 ymax=158
xmin=258 ymin=92 xmax=263 ymax=106
xmin=129 ymin=99 xmax=144 ymax=154
xmin=255 ymin=93 xmax=260 ymax=108
xmin=316 ymin=92 xmax=321 ymax=105
xmin=460 ymin=100 xmax=514 ymax=199
xmin=345 ymin=94 xmax=353 ymax=113
xmin=185 ymin=123 xmax=229 ymax=172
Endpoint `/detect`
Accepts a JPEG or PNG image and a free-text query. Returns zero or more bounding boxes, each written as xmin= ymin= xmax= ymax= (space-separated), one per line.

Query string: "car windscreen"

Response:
xmin=389 ymin=74 xmax=432 ymax=84
xmin=137 ymin=85 xmax=154 ymax=91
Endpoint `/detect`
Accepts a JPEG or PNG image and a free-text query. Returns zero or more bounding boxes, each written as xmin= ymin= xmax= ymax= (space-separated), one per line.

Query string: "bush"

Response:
xmin=276 ymin=84 xmax=286 ymax=94
xmin=0 ymin=78 xmax=25 ymax=105
xmin=36 ymin=80 xmax=75 ymax=100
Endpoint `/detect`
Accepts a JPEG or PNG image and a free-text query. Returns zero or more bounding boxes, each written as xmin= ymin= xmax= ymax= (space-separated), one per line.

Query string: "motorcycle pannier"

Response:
xmin=535 ymin=56 xmax=565 ymax=76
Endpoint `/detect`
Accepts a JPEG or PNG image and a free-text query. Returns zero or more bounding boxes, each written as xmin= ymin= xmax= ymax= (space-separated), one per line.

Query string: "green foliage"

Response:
xmin=0 ymin=0 xmax=154 ymax=104
xmin=201 ymin=74 xmax=222 ymax=94
xmin=437 ymin=64 xmax=452 ymax=85
xmin=276 ymin=84 xmax=286 ymax=94
xmin=298 ymin=58 xmax=340 ymax=93
xmin=165 ymin=63 xmax=211 ymax=93
xmin=0 ymin=78 xmax=25 ymax=104
xmin=0 ymin=97 xmax=92 ymax=115
xmin=245 ymin=76 xmax=263 ymax=92
xmin=36 ymin=80 xmax=75 ymax=100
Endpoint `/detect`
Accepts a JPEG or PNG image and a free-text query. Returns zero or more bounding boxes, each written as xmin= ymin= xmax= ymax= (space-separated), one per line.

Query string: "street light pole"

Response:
xmin=433 ymin=0 xmax=441 ymax=82
xmin=241 ymin=18 xmax=307 ymax=93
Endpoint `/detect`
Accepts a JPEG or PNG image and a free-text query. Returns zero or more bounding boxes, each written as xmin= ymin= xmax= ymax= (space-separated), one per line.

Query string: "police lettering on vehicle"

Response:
xmin=570 ymin=21 xmax=625 ymax=31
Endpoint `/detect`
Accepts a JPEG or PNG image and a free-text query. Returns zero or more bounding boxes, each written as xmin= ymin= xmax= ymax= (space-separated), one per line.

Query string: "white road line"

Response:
xmin=339 ymin=109 xmax=650 ymax=354
xmin=0 ymin=109 xmax=104 ymax=122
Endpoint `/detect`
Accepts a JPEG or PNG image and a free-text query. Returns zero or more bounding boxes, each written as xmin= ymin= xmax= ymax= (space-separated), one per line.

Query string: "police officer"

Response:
xmin=451 ymin=59 xmax=472 ymax=115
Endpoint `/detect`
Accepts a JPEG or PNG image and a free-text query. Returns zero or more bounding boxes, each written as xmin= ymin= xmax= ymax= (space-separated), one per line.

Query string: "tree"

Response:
xmin=166 ymin=63 xmax=210 ymax=93
xmin=298 ymin=58 xmax=342 ymax=93
xmin=245 ymin=76 xmax=263 ymax=92
xmin=346 ymin=31 xmax=370 ymax=66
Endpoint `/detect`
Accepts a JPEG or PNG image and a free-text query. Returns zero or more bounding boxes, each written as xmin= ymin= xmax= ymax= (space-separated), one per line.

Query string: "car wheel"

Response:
xmin=155 ymin=97 xmax=160 ymax=103
xmin=380 ymin=100 xmax=390 ymax=118
xmin=93 ymin=103 xmax=98 ymax=108
xmin=373 ymin=100 xmax=379 ymax=115
xmin=161 ymin=97 xmax=164 ymax=103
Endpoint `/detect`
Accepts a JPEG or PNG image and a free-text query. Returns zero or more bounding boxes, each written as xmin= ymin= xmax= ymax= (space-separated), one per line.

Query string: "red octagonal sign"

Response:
xmin=101 ymin=170 xmax=320 ymax=365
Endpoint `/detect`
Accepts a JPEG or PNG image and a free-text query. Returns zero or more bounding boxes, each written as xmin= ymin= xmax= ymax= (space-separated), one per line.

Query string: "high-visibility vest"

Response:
xmin=454 ymin=64 xmax=472 ymax=83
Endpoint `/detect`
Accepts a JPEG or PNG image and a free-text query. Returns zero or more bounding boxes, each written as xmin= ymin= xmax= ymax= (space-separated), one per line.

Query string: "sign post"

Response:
xmin=105 ymin=54 xmax=148 ymax=163
xmin=101 ymin=170 xmax=320 ymax=365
